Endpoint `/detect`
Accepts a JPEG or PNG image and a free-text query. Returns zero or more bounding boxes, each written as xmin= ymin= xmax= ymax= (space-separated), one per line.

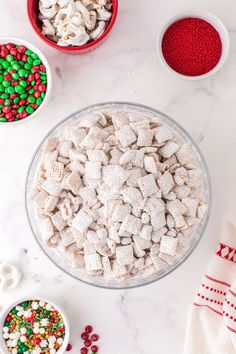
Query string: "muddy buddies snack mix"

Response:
xmin=30 ymin=108 xmax=208 ymax=282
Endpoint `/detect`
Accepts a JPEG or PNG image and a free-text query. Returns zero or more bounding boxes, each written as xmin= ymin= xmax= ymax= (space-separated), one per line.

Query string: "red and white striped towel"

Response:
xmin=185 ymin=222 xmax=236 ymax=354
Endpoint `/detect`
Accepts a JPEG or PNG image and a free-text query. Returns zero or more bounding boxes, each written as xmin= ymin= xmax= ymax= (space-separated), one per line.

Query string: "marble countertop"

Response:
xmin=1 ymin=0 xmax=236 ymax=353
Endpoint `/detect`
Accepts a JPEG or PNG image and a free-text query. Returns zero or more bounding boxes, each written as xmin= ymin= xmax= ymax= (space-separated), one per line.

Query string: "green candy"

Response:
xmin=2 ymin=80 xmax=10 ymax=88
xmin=5 ymin=99 xmax=10 ymax=106
xmin=12 ymin=309 xmax=17 ymax=315
xmin=12 ymin=63 xmax=20 ymax=71
xmin=25 ymin=49 xmax=32 ymax=55
xmin=36 ymin=97 xmax=42 ymax=106
xmin=12 ymin=72 xmax=19 ymax=80
xmin=14 ymin=117 xmax=19 ymax=121
xmin=27 ymin=96 xmax=35 ymax=103
xmin=14 ymin=97 xmax=20 ymax=104
xmin=41 ymin=92 xmax=45 ymax=99
xmin=18 ymin=69 xmax=27 ymax=77
xmin=15 ymin=85 xmax=25 ymax=94
xmin=19 ymin=80 xmax=27 ymax=88
xmin=20 ymin=94 xmax=27 ymax=99
xmin=31 ymin=80 xmax=36 ymax=86
xmin=24 ymin=63 xmax=32 ymax=71
xmin=2 ymin=61 xmax=9 ymax=69
xmin=0 ymin=75 xmax=3 ymax=82
xmin=0 ymin=84 xmax=4 ymax=92
xmin=0 ymin=117 xmax=7 ymax=122
xmin=26 ymin=105 xmax=34 ymax=114
xmin=27 ymin=57 xmax=33 ymax=65
xmin=28 ymin=88 xmax=35 ymax=94
xmin=6 ymin=86 xmax=15 ymax=94
xmin=6 ymin=54 xmax=14 ymax=62
xmin=33 ymin=59 xmax=41 ymax=66
xmin=18 ymin=106 xmax=25 ymax=113
xmin=31 ymin=53 xmax=39 ymax=60
xmin=1 ymin=93 xmax=8 ymax=99
xmin=44 ymin=309 xmax=50 ymax=315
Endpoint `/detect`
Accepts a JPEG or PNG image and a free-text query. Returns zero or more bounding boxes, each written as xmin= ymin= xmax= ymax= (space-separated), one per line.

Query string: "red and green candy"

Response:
xmin=0 ymin=43 xmax=47 ymax=123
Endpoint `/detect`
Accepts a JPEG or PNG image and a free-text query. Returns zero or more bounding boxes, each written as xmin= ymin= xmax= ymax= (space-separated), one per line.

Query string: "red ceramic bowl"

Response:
xmin=27 ymin=0 xmax=118 ymax=54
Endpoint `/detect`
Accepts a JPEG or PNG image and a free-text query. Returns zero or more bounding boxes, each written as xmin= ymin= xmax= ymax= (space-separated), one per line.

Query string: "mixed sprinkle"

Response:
xmin=0 ymin=43 xmax=47 ymax=123
xmin=2 ymin=300 xmax=65 ymax=354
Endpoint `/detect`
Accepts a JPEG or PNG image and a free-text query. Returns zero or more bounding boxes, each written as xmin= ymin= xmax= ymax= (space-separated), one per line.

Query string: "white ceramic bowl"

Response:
xmin=157 ymin=11 xmax=230 ymax=80
xmin=0 ymin=297 xmax=70 ymax=354
xmin=0 ymin=37 xmax=52 ymax=126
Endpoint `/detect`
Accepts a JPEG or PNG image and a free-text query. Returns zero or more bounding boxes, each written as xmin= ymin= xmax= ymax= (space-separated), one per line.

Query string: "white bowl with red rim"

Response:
xmin=0 ymin=37 xmax=52 ymax=126
xmin=0 ymin=297 xmax=70 ymax=354
xmin=157 ymin=11 xmax=230 ymax=80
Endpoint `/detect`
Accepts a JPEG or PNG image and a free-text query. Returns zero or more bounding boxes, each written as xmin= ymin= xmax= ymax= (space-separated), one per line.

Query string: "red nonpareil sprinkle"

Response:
xmin=162 ymin=17 xmax=222 ymax=76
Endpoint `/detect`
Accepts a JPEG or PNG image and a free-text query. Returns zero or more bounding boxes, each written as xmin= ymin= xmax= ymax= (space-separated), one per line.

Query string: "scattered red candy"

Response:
xmin=81 ymin=332 xmax=89 ymax=340
xmin=91 ymin=345 xmax=98 ymax=352
xmin=84 ymin=339 xmax=91 ymax=347
xmin=66 ymin=343 xmax=72 ymax=351
xmin=91 ymin=334 xmax=99 ymax=342
xmin=80 ymin=348 xmax=88 ymax=354
xmin=85 ymin=325 xmax=93 ymax=333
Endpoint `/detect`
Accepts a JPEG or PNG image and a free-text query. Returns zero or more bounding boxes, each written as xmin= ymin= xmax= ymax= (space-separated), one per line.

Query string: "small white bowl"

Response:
xmin=0 ymin=37 xmax=52 ymax=126
xmin=0 ymin=297 xmax=70 ymax=354
xmin=157 ymin=11 xmax=230 ymax=80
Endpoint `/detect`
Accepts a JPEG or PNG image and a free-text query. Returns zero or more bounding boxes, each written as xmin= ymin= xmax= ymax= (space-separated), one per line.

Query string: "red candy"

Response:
xmin=91 ymin=345 xmax=98 ymax=352
xmin=11 ymin=80 xmax=18 ymax=86
xmin=2 ymin=106 xmax=11 ymax=114
xmin=85 ymin=325 xmax=93 ymax=333
xmin=0 ymin=98 xmax=4 ymax=104
xmin=1 ymin=47 xmax=9 ymax=58
xmin=6 ymin=43 xmax=14 ymax=50
xmin=84 ymin=339 xmax=91 ymax=347
xmin=34 ymin=91 xmax=41 ymax=98
xmin=32 ymin=66 xmax=40 ymax=72
xmin=28 ymin=74 xmax=35 ymax=82
xmin=91 ymin=334 xmax=99 ymax=342
xmin=22 ymin=54 xmax=27 ymax=62
xmin=18 ymin=45 xmax=26 ymax=54
xmin=5 ymin=113 xmax=13 ymax=119
xmin=80 ymin=348 xmax=88 ymax=354
xmin=66 ymin=344 xmax=72 ymax=351
xmin=19 ymin=100 xmax=26 ymax=106
xmin=38 ymin=84 xmax=46 ymax=92
xmin=4 ymin=74 xmax=12 ymax=81
xmin=81 ymin=332 xmax=89 ymax=340
xmin=10 ymin=47 xmax=18 ymax=56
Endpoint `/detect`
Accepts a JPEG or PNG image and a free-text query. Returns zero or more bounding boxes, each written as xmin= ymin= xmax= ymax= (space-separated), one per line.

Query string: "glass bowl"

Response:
xmin=25 ymin=102 xmax=211 ymax=289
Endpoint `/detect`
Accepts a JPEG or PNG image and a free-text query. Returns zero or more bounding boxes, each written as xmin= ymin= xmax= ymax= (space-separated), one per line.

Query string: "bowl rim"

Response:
xmin=0 ymin=36 xmax=52 ymax=126
xmin=0 ymin=296 xmax=70 ymax=354
xmin=25 ymin=101 xmax=212 ymax=290
xmin=157 ymin=10 xmax=230 ymax=80
xmin=27 ymin=0 xmax=118 ymax=52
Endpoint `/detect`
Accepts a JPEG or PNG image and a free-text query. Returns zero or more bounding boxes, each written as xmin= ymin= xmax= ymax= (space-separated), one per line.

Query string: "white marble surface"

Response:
xmin=0 ymin=0 xmax=236 ymax=352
